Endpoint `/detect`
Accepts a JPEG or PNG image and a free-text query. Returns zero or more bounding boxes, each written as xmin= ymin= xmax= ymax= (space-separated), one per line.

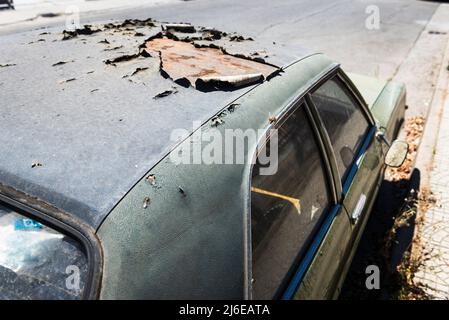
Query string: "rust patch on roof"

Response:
xmin=145 ymin=37 xmax=277 ymax=91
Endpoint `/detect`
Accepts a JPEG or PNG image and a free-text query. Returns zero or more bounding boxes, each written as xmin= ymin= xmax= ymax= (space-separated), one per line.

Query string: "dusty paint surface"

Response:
xmin=0 ymin=18 xmax=311 ymax=229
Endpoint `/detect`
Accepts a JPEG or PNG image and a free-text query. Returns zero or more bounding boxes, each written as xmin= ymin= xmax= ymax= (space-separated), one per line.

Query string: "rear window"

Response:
xmin=0 ymin=203 xmax=89 ymax=300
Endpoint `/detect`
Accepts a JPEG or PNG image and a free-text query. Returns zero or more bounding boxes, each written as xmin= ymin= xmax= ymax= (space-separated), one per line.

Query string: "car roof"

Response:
xmin=0 ymin=18 xmax=317 ymax=229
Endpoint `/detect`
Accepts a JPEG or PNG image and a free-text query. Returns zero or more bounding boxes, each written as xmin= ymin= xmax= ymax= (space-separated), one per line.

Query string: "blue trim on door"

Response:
xmin=342 ymin=126 xmax=376 ymax=195
xmin=282 ymin=204 xmax=342 ymax=300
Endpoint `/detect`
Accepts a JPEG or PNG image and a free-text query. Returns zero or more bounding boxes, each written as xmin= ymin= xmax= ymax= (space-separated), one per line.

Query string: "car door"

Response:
xmin=248 ymin=98 xmax=351 ymax=300
xmin=306 ymin=70 xmax=384 ymax=296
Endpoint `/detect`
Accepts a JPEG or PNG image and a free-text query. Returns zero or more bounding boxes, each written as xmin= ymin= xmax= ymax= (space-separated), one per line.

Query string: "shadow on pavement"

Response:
xmin=340 ymin=168 xmax=421 ymax=300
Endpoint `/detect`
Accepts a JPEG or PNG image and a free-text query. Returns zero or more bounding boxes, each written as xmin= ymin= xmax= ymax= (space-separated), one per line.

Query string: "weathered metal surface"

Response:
xmin=146 ymin=37 xmax=277 ymax=89
xmin=98 ymin=54 xmax=336 ymax=299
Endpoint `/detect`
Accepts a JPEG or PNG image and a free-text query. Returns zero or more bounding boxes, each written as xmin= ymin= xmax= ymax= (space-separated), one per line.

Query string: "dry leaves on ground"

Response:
xmin=386 ymin=115 xmax=425 ymax=181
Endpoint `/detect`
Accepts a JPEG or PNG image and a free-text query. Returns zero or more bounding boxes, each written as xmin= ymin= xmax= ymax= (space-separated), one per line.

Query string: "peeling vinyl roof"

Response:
xmin=146 ymin=37 xmax=277 ymax=90
xmin=0 ymin=18 xmax=315 ymax=229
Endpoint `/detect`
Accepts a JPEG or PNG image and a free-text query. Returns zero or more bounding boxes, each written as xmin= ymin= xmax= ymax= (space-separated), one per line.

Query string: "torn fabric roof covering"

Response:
xmin=0 ymin=18 xmax=315 ymax=229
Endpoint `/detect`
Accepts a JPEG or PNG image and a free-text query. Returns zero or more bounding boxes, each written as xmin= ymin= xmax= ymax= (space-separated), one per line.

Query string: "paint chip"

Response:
xmin=143 ymin=196 xmax=151 ymax=209
xmin=31 ymin=162 xmax=43 ymax=168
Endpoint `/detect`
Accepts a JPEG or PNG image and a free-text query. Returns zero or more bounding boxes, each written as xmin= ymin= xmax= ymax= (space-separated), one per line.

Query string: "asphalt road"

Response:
xmin=115 ymin=0 xmax=440 ymax=80
xmin=1 ymin=0 xmax=440 ymax=80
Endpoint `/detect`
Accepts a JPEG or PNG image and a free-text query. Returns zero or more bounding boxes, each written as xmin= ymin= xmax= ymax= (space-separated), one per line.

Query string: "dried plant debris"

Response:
xmin=396 ymin=250 xmax=432 ymax=300
xmin=388 ymin=188 xmax=437 ymax=300
xmin=386 ymin=115 xmax=425 ymax=181
xmin=384 ymin=191 xmax=419 ymax=255
xmin=407 ymin=187 xmax=437 ymax=273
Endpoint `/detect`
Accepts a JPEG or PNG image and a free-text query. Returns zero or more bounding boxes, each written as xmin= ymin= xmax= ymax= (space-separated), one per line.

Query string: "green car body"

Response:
xmin=0 ymin=20 xmax=405 ymax=298
xmin=97 ymin=54 xmax=406 ymax=299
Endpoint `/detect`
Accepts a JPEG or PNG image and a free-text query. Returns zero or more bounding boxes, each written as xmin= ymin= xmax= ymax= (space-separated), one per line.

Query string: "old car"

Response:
xmin=0 ymin=18 xmax=406 ymax=300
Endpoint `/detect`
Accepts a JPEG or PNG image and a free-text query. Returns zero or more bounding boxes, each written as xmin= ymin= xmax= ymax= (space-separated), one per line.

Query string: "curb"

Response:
xmin=410 ymin=11 xmax=449 ymax=299
xmin=413 ymin=34 xmax=449 ymax=191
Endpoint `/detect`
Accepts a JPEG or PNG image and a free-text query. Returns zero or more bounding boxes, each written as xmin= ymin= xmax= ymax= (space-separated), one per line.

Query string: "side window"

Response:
xmin=0 ymin=203 xmax=89 ymax=299
xmin=251 ymin=104 xmax=331 ymax=299
xmin=310 ymin=76 xmax=370 ymax=184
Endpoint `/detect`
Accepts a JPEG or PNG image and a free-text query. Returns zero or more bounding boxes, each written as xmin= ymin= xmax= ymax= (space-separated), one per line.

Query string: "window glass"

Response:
xmin=0 ymin=203 xmax=88 ymax=300
xmin=310 ymin=77 xmax=370 ymax=183
xmin=251 ymin=105 xmax=331 ymax=299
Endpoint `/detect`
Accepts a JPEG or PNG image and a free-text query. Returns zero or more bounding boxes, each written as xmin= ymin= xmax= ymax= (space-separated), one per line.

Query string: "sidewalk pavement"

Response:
xmin=413 ymin=18 xmax=449 ymax=299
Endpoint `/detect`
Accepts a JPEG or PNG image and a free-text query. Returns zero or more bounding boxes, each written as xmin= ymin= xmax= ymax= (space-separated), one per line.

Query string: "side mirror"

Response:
xmin=385 ymin=140 xmax=408 ymax=167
